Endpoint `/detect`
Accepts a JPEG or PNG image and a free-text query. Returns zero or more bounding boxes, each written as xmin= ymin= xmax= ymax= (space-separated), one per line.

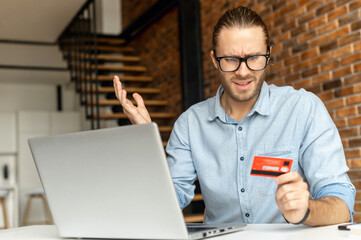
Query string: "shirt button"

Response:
xmin=240 ymin=157 xmax=244 ymax=161
xmin=241 ymin=188 xmax=245 ymax=193
xmin=245 ymin=213 xmax=250 ymax=217
xmin=238 ymin=126 xmax=242 ymax=131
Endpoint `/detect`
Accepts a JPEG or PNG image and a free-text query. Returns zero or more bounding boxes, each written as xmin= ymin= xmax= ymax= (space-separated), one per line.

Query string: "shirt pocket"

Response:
xmin=251 ymin=147 xmax=298 ymax=197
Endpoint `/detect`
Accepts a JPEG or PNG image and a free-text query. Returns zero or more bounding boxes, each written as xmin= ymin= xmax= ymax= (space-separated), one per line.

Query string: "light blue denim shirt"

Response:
xmin=166 ymin=82 xmax=355 ymax=224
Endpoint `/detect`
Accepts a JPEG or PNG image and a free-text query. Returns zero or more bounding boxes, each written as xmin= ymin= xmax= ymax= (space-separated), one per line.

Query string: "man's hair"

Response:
xmin=212 ymin=6 xmax=271 ymax=52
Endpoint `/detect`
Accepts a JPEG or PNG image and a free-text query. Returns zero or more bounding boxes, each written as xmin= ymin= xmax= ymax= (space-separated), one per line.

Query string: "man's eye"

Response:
xmin=248 ymin=56 xmax=260 ymax=61
xmin=224 ymin=58 xmax=238 ymax=63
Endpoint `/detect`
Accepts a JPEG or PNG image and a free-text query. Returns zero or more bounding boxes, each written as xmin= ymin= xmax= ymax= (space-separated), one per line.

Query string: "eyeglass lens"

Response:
xmin=219 ymin=55 xmax=268 ymax=71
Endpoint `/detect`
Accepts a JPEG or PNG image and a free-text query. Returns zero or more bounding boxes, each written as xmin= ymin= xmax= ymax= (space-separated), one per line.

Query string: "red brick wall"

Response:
xmin=122 ymin=0 xmax=361 ymax=221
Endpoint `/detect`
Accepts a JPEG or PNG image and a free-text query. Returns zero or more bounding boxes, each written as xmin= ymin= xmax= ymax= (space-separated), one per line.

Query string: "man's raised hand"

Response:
xmin=113 ymin=75 xmax=151 ymax=124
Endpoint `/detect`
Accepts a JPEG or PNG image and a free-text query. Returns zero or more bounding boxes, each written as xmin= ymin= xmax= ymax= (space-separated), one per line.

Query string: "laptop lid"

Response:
xmin=28 ymin=123 xmax=189 ymax=239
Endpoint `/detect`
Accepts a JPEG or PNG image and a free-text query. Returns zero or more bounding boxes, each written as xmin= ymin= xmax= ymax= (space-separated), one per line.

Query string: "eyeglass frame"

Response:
xmin=214 ymin=46 xmax=271 ymax=72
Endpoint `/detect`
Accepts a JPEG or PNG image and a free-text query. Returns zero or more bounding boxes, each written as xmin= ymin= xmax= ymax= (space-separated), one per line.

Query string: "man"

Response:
xmin=113 ymin=6 xmax=355 ymax=226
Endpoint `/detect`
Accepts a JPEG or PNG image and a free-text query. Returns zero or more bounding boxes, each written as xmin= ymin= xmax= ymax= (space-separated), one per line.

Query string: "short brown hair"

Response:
xmin=212 ymin=6 xmax=271 ymax=52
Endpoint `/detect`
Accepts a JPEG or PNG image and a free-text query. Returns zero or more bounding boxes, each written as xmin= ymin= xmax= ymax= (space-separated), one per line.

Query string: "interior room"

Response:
xmin=0 ymin=0 xmax=360 ymax=239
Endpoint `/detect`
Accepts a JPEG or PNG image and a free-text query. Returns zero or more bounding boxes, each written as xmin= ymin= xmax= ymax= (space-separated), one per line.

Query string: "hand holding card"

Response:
xmin=250 ymin=156 xmax=293 ymax=177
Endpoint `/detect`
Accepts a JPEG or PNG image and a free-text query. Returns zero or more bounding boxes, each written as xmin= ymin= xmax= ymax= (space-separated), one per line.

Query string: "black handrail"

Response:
xmin=58 ymin=0 xmax=99 ymax=129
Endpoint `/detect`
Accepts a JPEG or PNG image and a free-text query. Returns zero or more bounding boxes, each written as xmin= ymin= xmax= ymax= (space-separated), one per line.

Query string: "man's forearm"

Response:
xmin=304 ymin=196 xmax=350 ymax=226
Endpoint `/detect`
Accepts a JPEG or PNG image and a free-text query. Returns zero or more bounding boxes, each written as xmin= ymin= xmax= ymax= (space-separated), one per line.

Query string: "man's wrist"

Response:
xmin=283 ymin=208 xmax=311 ymax=225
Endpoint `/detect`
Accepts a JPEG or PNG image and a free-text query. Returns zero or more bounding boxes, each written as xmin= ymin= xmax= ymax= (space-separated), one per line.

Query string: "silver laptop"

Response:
xmin=28 ymin=123 xmax=246 ymax=239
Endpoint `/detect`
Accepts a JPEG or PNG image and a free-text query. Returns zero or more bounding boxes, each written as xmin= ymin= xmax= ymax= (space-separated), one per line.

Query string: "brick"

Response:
xmin=321 ymin=60 xmax=340 ymax=72
xmin=281 ymin=3 xmax=297 ymax=15
xmin=352 ymin=20 xmax=361 ymax=31
xmin=348 ymin=170 xmax=361 ymax=180
xmin=309 ymin=15 xmax=327 ymax=29
xmin=328 ymin=6 xmax=347 ymax=20
xmin=332 ymin=45 xmax=353 ymax=58
xmin=293 ymin=79 xmax=312 ymax=89
xmin=329 ymin=26 xmax=350 ymax=40
xmin=351 ymin=158 xmax=361 ymax=168
xmin=324 ymin=98 xmax=345 ymax=110
xmin=313 ymin=72 xmax=331 ymax=84
xmin=333 ymin=66 xmax=352 ymax=78
xmin=355 ymin=62 xmax=361 ymax=72
xmin=309 ymin=52 xmax=331 ymax=66
xmin=335 ymin=86 xmax=355 ymax=97
xmin=320 ymin=40 xmax=338 ymax=53
xmin=318 ymin=21 xmax=339 ymax=35
xmin=350 ymin=0 xmax=361 ymax=10
xmin=285 ymin=73 xmax=301 ymax=83
xmin=294 ymin=61 xmax=311 ymax=72
xmin=323 ymin=79 xmax=342 ymax=91
xmin=345 ymin=74 xmax=361 ymax=85
xmin=274 ymin=32 xmax=290 ymax=44
xmin=309 ymin=35 xmax=329 ymax=47
xmin=352 ymin=180 xmax=361 ymax=189
xmin=291 ymin=24 xmax=307 ymax=37
xmin=355 ymin=82 xmax=361 ymax=93
xmin=349 ymin=115 xmax=361 ymax=126
xmin=339 ymin=10 xmax=360 ymax=26
xmin=356 ymin=202 xmax=361 ymax=211
xmin=341 ymin=52 xmax=361 ymax=65
xmin=356 ymin=191 xmax=361 ymax=200
xmin=292 ymin=42 xmax=308 ymax=54
xmin=343 ymin=139 xmax=349 ymax=148
xmin=316 ymin=2 xmax=335 ymax=15
xmin=282 ymin=20 xmax=297 ymax=32
xmin=340 ymin=32 xmax=361 ymax=46
xmin=301 ymin=47 xmax=319 ymax=60
xmin=355 ymin=41 xmax=361 ymax=51
xmin=351 ymin=212 xmax=360 ymax=221
xmin=337 ymin=106 xmax=358 ymax=118
xmin=302 ymin=66 xmax=319 ymax=78
xmin=348 ymin=94 xmax=361 ymax=105
xmin=349 ymin=139 xmax=361 ymax=148
xmin=306 ymin=84 xmax=321 ymax=94
xmin=298 ymin=30 xmax=316 ymax=42
xmin=317 ymin=91 xmax=334 ymax=101
xmin=285 ymin=55 xmax=300 ymax=65
xmin=306 ymin=1 xmax=324 ymax=11
xmin=339 ymin=126 xmax=360 ymax=137
xmin=299 ymin=10 xmax=315 ymax=24
xmin=345 ymin=148 xmax=361 ymax=158
xmin=298 ymin=0 xmax=311 ymax=6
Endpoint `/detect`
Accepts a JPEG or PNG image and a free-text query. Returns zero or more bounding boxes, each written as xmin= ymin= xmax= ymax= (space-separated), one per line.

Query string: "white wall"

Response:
xmin=96 ymin=0 xmax=122 ymax=35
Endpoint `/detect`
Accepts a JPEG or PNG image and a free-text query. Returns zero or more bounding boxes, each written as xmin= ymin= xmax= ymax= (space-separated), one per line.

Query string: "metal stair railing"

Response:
xmin=58 ymin=0 xmax=100 ymax=129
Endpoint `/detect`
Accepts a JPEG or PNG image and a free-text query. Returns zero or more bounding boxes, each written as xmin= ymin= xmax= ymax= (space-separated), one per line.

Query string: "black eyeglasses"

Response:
xmin=215 ymin=48 xmax=270 ymax=72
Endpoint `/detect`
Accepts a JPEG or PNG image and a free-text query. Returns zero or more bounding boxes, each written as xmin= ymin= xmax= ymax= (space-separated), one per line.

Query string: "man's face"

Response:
xmin=211 ymin=26 xmax=268 ymax=103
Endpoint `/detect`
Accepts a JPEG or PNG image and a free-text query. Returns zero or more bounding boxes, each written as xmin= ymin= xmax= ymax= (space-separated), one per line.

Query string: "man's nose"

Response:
xmin=234 ymin=61 xmax=251 ymax=77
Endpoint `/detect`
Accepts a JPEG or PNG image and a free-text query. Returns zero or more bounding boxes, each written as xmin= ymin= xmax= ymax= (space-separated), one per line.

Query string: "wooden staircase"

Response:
xmin=60 ymin=35 xmax=204 ymax=222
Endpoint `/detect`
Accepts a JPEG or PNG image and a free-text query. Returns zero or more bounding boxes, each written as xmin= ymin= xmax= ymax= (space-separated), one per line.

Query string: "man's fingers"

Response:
xmin=276 ymin=171 xmax=302 ymax=185
xmin=133 ymin=93 xmax=146 ymax=108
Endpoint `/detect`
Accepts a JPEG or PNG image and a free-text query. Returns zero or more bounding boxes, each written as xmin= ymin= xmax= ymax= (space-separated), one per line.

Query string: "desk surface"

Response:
xmin=0 ymin=224 xmax=358 ymax=240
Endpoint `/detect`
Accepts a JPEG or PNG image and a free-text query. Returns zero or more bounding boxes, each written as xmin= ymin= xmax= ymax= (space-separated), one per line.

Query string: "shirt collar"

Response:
xmin=208 ymin=81 xmax=270 ymax=122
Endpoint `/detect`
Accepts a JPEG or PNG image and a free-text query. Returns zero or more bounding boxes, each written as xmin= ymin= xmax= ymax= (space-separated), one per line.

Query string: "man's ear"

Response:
xmin=210 ymin=50 xmax=219 ymax=69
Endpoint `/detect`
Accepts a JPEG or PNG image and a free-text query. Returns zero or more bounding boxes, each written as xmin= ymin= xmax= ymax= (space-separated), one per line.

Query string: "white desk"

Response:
xmin=0 ymin=224 xmax=358 ymax=239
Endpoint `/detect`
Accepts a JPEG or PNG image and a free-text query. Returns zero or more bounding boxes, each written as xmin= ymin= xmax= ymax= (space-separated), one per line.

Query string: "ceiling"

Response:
xmin=0 ymin=0 xmax=87 ymax=42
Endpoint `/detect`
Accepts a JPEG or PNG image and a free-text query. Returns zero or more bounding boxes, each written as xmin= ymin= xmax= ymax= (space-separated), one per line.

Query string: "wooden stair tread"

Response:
xmin=95 ymin=45 xmax=135 ymax=53
xmin=96 ymin=55 xmax=140 ymax=62
xmin=96 ymin=65 xmax=146 ymax=72
xmin=183 ymin=213 xmax=204 ymax=223
xmin=83 ymin=75 xmax=153 ymax=82
xmin=75 ymin=64 xmax=146 ymax=72
xmin=70 ymin=53 xmax=141 ymax=62
xmin=98 ymin=75 xmax=153 ymax=82
xmin=87 ymin=99 xmax=168 ymax=106
xmin=158 ymin=126 xmax=173 ymax=132
xmin=193 ymin=194 xmax=203 ymax=201
xmin=96 ymin=38 xmax=125 ymax=45
xmin=83 ymin=87 xmax=160 ymax=94
xmin=93 ymin=112 xmax=176 ymax=119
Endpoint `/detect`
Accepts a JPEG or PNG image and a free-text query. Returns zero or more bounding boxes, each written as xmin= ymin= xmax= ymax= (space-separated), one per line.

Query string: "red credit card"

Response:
xmin=250 ymin=156 xmax=293 ymax=177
